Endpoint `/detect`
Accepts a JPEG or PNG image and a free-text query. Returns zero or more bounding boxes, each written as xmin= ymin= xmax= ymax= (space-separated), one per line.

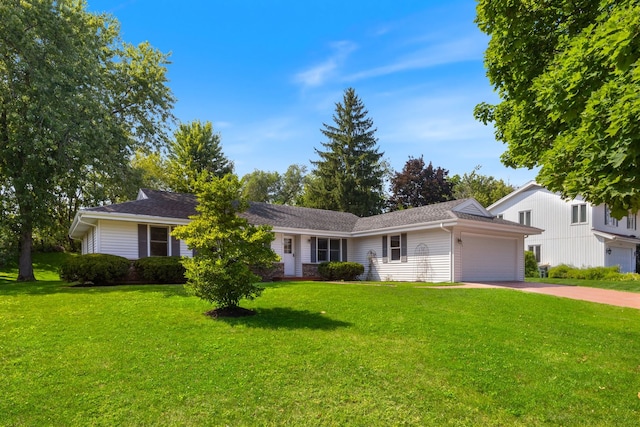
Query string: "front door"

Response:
xmin=283 ymin=236 xmax=295 ymax=276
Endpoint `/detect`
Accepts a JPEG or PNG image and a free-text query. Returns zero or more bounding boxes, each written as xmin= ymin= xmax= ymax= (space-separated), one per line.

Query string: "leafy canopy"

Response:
xmin=475 ymin=0 xmax=640 ymax=218
xmin=172 ymin=174 xmax=279 ymax=309
xmin=450 ymin=166 xmax=515 ymax=207
xmin=0 ymin=0 xmax=174 ymax=280
xmin=305 ymin=88 xmax=387 ymax=217
xmin=166 ymin=120 xmax=234 ymax=193
xmin=388 ymin=156 xmax=453 ymax=210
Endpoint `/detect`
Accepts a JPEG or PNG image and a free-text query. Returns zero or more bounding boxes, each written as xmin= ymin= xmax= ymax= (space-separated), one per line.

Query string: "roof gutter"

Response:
xmin=69 ymin=213 xmax=97 ymax=241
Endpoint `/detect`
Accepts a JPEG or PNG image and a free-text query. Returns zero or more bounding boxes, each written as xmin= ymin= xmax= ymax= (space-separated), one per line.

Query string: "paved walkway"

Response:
xmin=448 ymin=282 xmax=640 ymax=310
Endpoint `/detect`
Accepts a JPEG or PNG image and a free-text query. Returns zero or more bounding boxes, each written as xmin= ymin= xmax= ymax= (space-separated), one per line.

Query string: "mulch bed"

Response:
xmin=205 ymin=306 xmax=256 ymax=318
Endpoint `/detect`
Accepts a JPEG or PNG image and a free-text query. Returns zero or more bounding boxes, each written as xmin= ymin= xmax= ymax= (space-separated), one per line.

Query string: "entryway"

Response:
xmin=283 ymin=236 xmax=295 ymax=276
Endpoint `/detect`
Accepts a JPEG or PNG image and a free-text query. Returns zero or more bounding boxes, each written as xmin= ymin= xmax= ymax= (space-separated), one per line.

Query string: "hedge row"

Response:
xmin=317 ymin=261 xmax=364 ymax=281
xmin=60 ymin=254 xmax=187 ymax=285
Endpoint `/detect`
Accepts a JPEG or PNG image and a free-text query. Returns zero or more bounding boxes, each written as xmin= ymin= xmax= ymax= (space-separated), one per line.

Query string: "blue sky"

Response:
xmin=87 ymin=0 xmax=537 ymax=187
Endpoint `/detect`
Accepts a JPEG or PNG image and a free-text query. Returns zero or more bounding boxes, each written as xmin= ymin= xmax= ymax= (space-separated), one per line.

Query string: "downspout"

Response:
xmin=440 ymin=223 xmax=453 ymax=282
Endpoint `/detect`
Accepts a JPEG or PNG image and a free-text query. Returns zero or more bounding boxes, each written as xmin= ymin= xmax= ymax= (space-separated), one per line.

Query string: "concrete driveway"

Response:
xmin=456 ymin=281 xmax=640 ymax=310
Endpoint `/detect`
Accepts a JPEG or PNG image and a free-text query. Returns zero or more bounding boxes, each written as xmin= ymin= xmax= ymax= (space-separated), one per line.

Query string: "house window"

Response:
xmin=571 ymin=204 xmax=587 ymax=224
xmin=605 ymin=205 xmax=618 ymax=227
xmin=317 ymin=238 xmax=342 ymax=262
xmin=497 ymin=214 xmax=504 ymax=219
xmin=528 ymin=245 xmax=541 ymax=263
xmin=390 ymin=235 xmax=401 ymax=261
xmin=149 ymin=226 xmax=169 ymax=256
xmin=628 ymin=212 xmax=637 ymax=230
xmin=519 ymin=210 xmax=531 ymax=226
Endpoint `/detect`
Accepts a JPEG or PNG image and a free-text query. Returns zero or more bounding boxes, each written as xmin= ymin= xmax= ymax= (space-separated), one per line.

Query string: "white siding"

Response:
xmin=489 ymin=186 xmax=638 ymax=270
xmin=351 ymin=229 xmax=451 ymax=282
xmin=180 ymin=239 xmax=191 ymax=257
xmin=98 ymin=220 xmax=138 ymax=259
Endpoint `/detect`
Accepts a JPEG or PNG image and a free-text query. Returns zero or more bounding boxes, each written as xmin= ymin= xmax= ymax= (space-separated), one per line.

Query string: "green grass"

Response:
xmin=527 ymin=277 xmax=640 ymax=293
xmin=2 ymin=254 xmax=640 ymax=425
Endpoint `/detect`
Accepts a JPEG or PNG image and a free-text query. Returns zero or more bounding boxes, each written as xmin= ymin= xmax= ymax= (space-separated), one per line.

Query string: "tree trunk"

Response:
xmin=17 ymin=227 xmax=36 ymax=282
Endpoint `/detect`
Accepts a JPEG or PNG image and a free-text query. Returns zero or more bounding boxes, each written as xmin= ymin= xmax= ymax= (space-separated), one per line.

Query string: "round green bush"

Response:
xmin=318 ymin=261 xmax=364 ymax=281
xmin=133 ymin=256 xmax=186 ymax=284
xmin=524 ymin=251 xmax=540 ymax=278
xmin=59 ymin=254 xmax=130 ymax=285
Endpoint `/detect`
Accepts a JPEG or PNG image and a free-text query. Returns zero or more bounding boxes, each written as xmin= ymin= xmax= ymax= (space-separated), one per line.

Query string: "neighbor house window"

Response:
xmin=528 ymin=245 xmax=541 ymax=263
xmin=605 ymin=205 xmax=618 ymax=227
xmin=571 ymin=204 xmax=587 ymax=224
xmin=519 ymin=210 xmax=531 ymax=226
xmin=316 ymin=238 xmax=342 ymax=262
xmin=628 ymin=212 xmax=637 ymax=230
xmin=149 ymin=226 xmax=169 ymax=256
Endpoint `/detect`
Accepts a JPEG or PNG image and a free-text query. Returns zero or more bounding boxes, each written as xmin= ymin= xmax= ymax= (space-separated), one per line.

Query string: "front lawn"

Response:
xmin=2 ymin=256 xmax=640 ymax=425
xmin=527 ymin=277 xmax=640 ymax=293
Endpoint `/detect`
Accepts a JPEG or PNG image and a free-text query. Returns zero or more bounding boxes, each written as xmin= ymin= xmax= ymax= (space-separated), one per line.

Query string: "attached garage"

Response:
xmin=607 ymin=246 xmax=634 ymax=273
xmin=460 ymin=232 xmax=519 ymax=281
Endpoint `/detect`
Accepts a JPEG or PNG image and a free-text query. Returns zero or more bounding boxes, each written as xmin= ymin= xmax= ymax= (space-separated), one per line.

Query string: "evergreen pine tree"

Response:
xmin=305 ymin=88 xmax=386 ymax=217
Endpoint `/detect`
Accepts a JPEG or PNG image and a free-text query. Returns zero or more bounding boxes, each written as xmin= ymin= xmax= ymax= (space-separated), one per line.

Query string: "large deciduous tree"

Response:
xmin=475 ymin=0 xmax=640 ymax=218
xmin=172 ymin=174 xmax=278 ymax=314
xmin=388 ymin=156 xmax=453 ymax=210
xmin=450 ymin=166 xmax=515 ymax=207
xmin=241 ymin=164 xmax=307 ymax=205
xmin=0 ymin=1 xmax=174 ymax=281
xmin=166 ymin=120 xmax=233 ymax=193
xmin=305 ymin=88 xmax=387 ymax=217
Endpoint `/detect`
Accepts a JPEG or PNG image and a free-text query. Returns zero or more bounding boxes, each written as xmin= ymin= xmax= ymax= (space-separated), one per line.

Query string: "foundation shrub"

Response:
xmin=59 ymin=254 xmax=130 ymax=285
xmin=317 ymin=261 xmax=364 ymax=281
xmin=133 ymin=256 xmax=187 ymax=284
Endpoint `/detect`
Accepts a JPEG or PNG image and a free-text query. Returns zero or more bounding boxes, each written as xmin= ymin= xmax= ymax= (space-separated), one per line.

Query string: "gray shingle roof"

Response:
xmin=81 ymin=189 xmax=534 ymax=234
xmin=85 ymin=189 xmax=197 ymax=219
xmin=353 ymin=199 xmax=467 ymax=232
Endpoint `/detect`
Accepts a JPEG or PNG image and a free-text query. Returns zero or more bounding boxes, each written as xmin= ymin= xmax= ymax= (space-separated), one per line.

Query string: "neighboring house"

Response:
xmin=488 ymin=181 xmax=640 ymax=273
xmin=69 ymin=189 xmax=541 ymax=282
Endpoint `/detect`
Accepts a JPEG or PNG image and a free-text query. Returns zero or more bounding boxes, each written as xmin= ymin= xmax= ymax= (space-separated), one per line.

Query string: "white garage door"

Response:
xmin=461 ymin=233 xmax=518 ymax=281
xmin=607 ymin=246 xmax=634 ymax=273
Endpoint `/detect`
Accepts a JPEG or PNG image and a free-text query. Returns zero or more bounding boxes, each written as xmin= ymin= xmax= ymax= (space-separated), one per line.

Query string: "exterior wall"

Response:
xmin=351 ymin=229 xmax=452 ymax=282
xmin=98 ymin=220 xmax=139 ymax=259
xmin=490 ymin=187 xmax=638 ymax=271
xmin=82 ymin=227 xmax=96 ymax=255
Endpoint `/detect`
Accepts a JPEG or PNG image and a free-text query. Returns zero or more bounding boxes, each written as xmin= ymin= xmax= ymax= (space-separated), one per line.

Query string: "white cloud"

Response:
xmin=293 ymin=41 xmax=357 ymax=88
xmin=344 ymin=36 xmax=485 ymax=82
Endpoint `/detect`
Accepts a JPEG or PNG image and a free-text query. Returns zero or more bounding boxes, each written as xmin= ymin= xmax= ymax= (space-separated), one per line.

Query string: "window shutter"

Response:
xmin=138 ymin=224 xmax=148 ymax=258
xmin=310 ymin=237 xmax=317 ymax=263
xmin=341 ymin=239 xmax=348 ymax=261
xmin=171 ymin=228 xmax=180 ymax=257
xmin=382 ymin=236 xmax=388 ymax=263
xmin=401 ymin=233 xmax=407 ymax=263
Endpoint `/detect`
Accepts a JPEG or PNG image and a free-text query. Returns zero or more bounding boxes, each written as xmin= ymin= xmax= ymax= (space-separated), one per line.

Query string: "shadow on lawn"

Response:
xmin=219 ymin=307 xmax=353 ymax=331
xmin=0 ymin=277 xmax=189 ymax=298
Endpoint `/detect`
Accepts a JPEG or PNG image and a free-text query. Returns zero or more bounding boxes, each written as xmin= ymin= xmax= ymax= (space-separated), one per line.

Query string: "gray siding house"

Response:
xmin=69 ymin=189 xmax=541 ymax=282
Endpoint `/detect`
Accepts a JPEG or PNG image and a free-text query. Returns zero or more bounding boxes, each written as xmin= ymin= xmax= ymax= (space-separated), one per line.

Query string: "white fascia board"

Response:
xmin=487 ymin=180 xmax=541 ymax=211
xmin=455 ymin=218 xmax=543 ymax=235
xmin=77 ymin=211 xmax=191 ymax=226
xmin=350 ymin=220 xmax=458 ymax=238
xmin=593 ymin=230 xmax=640 ymax=245
xmin=270 ymin=226 xmax=352 ymax=238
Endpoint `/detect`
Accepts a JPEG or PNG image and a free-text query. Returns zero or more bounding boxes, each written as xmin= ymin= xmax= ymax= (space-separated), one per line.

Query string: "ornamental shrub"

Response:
xmin=524 ymin=251 xmax=540 ymax=278
xmin=549 ymin=264 xmax=623 ymax=280
xmin=134 ymin=256 xmax=186 ymax=284
xmin=59 ymin=254 xmax=130 ymax=285
xmin=318 ymin=261 xmax=364 ymax=281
